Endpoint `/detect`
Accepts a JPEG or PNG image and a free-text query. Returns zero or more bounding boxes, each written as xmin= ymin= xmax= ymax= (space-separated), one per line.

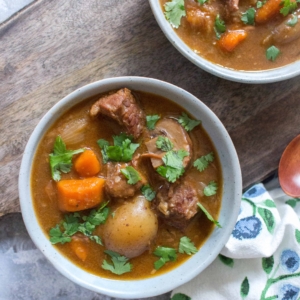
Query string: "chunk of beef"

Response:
xmin=144 ymin=118 xmax=192 ymax=169
xmin=105 ymin=162 xmax=146 ymax=199
xmin=90 ymin=88 xmax=145 ymax=139
xmin=185 ymin=0 xmax=216 ymax=34
xmin=225 ymin=0 xmax=239 ymax=11
xmin=155 ymin=178 xmax=199 ymax=230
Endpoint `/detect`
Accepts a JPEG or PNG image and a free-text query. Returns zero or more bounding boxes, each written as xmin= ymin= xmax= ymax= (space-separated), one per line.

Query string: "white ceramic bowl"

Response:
xmin=19 ymin=77 xmax=242 ymax=298
xmin=148 ymin=0 xmax=300 ymax=84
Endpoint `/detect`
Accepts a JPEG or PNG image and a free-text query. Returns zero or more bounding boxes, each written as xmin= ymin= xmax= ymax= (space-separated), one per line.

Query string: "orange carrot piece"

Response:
xmin=255 ymin=0 xmax=282 ymax=24
xmin=57 ymin=177 xmax=105 ymax=212
xmin=70 ymin=238 xmax=88 ymax=261
xmin=74 ymin=149 xmax=101 ymax=177
xmin=218 ymin=30 xmax=247 ymax=52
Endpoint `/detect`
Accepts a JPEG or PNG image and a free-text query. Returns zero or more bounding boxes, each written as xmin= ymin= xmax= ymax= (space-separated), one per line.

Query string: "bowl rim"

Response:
xmin=19 ymin=76 xmax=242 ymax=298
xmin=148 ymin=0 xmax=300 ymax=84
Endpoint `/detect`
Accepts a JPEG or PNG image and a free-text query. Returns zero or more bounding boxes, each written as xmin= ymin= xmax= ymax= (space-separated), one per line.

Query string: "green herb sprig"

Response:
xmin=49 ymin=202 xmax=109 ymax=245
xmin=49 ymin=136 xmax=84 ymax=181
xmin=193 ymin=152 xmax=214 ymax=172
xmin=102 ymin=250 xmax=132 ymax=275
xmin=164 ymin=0 xmax=186 ymax=28
xmin=97 ymin=133 xmax=139 ymax=163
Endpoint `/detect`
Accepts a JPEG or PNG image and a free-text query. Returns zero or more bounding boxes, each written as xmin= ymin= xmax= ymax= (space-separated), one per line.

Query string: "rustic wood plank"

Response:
xmin=1 ymin=0 xmax=300 ymax=214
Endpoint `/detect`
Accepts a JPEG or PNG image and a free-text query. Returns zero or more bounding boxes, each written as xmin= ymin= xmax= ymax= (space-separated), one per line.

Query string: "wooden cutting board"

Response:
xmin=1 ymin=0 xmax=300 ymax=215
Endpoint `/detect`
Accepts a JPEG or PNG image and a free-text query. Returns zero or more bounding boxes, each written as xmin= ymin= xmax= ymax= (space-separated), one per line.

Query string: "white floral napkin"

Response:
xmin=171 ymin=183 xmax=300 ymax=300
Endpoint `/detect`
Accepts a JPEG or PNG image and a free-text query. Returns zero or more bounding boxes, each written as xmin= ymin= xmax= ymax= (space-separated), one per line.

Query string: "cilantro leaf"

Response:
xmin=97 ymin=139 xmax=109 ymax=163
xmin=102 ymin=250 xmax=132 ymax=275
xmin=156 ymin=136 xmax=174 ymax=152
xmin=193 ymin=152 xmax=214 ymax=172
xmin=112 ymin=133 xmax=131 ymax=146
xmin=89 ymin=235 xmax=103 ymax=245
xmin=266 ymin=45 xmax=281 ymax=61
xmin=141 ymin=184 xmax=156 ymax=201
xmin=178 ymin=113 xmax=201 ymax=131
xmin=153 ymin=246 xmax=177 ymax=270
xmin=49 ymin=136 xmax=84 ymax=181
xmin=241 ymin=8 xmax=256 ymax=25
xmin=49 ymin=225 xmax=72 ymax=244
xmin=164 ymin=0 xmax=186 ymax=28
xmin=179 ymin=236 xmax=198 ymax=255
xmin=157 ymin=149 xmax=189 ymax=182
xmin=162 ymin=150 xmax=189 ymax=169
xmin=82 ymin=206 xmax=110 ymax=226
xmin=97 ymin=134 xmax=139 ymax=163
xmin=49 ymin=203 xmax=109 ymax=245
xmin=121 ymin=166 xmax=141 ymax=185
xmin=256 ymin=0 xmax=267 ymax=7
xmin=287 ymin=13 xmax=298 ymax=26
xmin=197 ymin=202 xmax=221 ymax=228
xmin=157 ymin=165 xmax=185 ymax=183
xmin=280 ymin=0 xmax=297 ymax=16
xmin=198 ymin=0 xmax=208 ymax=4
xmin=146 ymin=115 xmax=160 ymax=130
xmin=214 ymin=14 xmax=226 ymax=39
xmin=204 ymin=181 xmax=218 ymax=196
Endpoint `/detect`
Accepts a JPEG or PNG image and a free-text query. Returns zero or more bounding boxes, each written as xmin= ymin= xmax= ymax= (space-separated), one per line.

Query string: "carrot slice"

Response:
xmin=255 ymin=0 xmax=282 ymax=23
xmin=70 ymin=237 xmax=88 ymax=261
xmin=57 ymin=177 xmax=105 ymax=212
xmin=218 ymin=30 xmax=247 ymax=52
xmin=74 ymin=149 xmax=101 ymax=177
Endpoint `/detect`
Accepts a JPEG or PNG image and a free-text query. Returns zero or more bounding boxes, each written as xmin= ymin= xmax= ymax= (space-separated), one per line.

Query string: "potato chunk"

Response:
xmin=103 ymin=196 xmax=158 ymax=258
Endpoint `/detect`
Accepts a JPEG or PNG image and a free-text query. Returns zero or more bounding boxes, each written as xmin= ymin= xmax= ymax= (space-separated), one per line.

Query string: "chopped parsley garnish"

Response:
xmin=280 ymin=0 xmax=297 ymax=16
xmin=178 ymin=113 xmax=201 ymax=132
xmin=141 ymin=184 xmax=156 ymax=201
xmin=179 ymin=236 xmax=198 ymax=255
xmin=102 ymin=250 xmax=132 ymax=275
xmin=193 ymin=152 xmax=214 ymax=172
xmin=287 ymin=13 xmax=298 ymax=26
xmin=198 ymin=0 xmax=208 ymax=4
xmin=156 ymin=136 xmax=174 ymax=152
xmin=49 ymin=202 xmax=109 ymax=245
xmin=256 ymin=0 xmax=265 ymax=7
xmin=49 ymin=225 xmax=72 ymax=244
xmin=157 ymin=150 xmax=189 ymax=182
xmin=153 ymin=246 xmax=177 ymax=270
xmin=146 ymin=115 xmax=160 ymax=130
xmin=241 ymin=8 xmax=256 ymax=25
xmin=49 ymin=136 xmax=84 ymax=181
xmin=97 ymin=133 xmax=139 ymax=163
xmin=121 ymin=166 xmax=141 ymax=185
xmin=197 ymin=202 xmax=222 ymax=228
xmin=163 ymin=150 xmax=189 ymax=169
xmin=214 ymin=14 xmax=226 ymax=39
xmin=266 ymin=45 xmax=281 ymax=61
xmin=204 ymin=181 xmax=218 ymax=196
xmin=164 ymin=0 xmax=186 ymax=28
xmin=157 ymin=165 xmax=185 ymax=183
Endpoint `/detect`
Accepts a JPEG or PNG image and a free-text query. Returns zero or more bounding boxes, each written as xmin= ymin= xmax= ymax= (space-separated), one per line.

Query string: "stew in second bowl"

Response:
xmin=159 ymin=0 xmax=300 ymax=71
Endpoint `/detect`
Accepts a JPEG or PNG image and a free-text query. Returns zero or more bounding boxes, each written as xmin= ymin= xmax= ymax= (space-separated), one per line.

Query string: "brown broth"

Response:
xmin=160 ymin=0 xmax=300 ymax=71
xmin=31 ymin=91 xmax=222 ymax=280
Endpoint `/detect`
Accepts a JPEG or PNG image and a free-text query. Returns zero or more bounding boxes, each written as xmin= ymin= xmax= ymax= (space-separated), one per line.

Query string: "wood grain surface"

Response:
xmin=1 ymin=0 xmax=300 ymax=215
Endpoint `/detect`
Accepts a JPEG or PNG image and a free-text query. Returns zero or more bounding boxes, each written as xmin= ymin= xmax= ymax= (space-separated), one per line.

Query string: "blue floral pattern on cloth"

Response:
xmin=171 ymin=183 xmax=300 ymax=300
xmin=279 ymin=284 xmax=300 ymax=300
xmin=232 ymin=216 xmax=262 ymax=240
xmin=281 ymin=250 xmax=300 ymax=273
